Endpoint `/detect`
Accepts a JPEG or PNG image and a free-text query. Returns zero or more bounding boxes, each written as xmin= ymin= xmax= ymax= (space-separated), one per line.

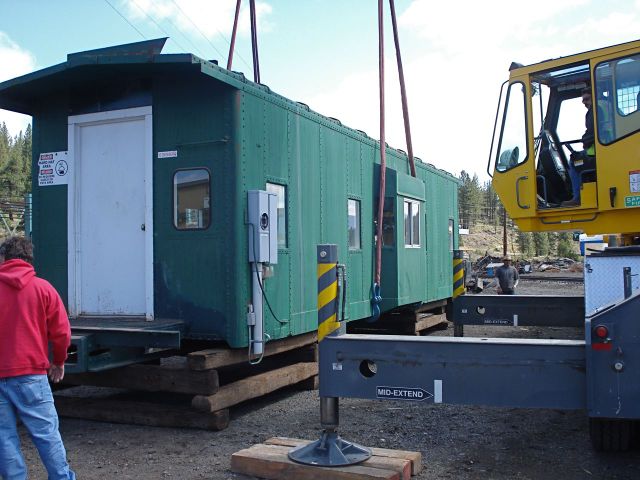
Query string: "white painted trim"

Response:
xmin=143 ymin=110 xmax=154 ymax=320
xmin=67 ymin=106 xmax=154 ymax=319
xmin=434 ymin=379 xmax=443 ymax=403
xmin=67 ymin=123 xmax=78 ymax=316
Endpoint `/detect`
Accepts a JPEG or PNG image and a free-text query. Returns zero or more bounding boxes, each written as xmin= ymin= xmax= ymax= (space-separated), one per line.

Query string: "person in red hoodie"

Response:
xmin=0 ymin=236 xmax=75 ymax=480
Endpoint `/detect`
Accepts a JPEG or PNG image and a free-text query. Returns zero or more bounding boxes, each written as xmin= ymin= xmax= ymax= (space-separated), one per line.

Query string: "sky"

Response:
xmin=1 ymin=0 xmax=639 ymax=180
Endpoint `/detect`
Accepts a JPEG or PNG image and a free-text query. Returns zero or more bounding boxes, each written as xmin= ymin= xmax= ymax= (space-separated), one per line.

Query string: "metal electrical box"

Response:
xmin=248 ymin=190 xmax=278 ymax=264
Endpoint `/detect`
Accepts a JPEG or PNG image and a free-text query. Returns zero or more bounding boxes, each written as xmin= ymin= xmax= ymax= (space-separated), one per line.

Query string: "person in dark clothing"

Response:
xmin=581 ymin=93 xmax=595 ymax=152
xmin=562 ymin=88 xmax=597 ymax=207
xmin=495 ymin=255 xmax=519 ymax=295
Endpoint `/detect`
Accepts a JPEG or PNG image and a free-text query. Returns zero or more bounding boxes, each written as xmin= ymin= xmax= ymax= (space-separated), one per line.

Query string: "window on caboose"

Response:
xmin=348 ymin=199 xmax=361 ymax=250
xmin=266 ymin=183 xmax=287 ymax=248
xmin=173 ymin=169 xmax=210 ymax=230
xmin=448 ymin=219 xmax=455 ymax=251
xmin=404 ymin=200 xmax=420 ymax=248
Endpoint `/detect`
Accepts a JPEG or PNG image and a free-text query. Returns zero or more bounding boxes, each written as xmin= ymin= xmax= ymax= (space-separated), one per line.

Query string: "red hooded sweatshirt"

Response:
xmin=0 ymin=259 xmax=71 ymax=378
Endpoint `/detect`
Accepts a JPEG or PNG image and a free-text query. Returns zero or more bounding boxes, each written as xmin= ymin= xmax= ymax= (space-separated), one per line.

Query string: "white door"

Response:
xmin=68 ymin=107 xmax=153 ymax=318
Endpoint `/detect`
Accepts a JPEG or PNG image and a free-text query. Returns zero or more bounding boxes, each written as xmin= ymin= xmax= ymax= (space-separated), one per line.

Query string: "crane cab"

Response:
xmin=489 ymin=39 xmax=640 ymax=237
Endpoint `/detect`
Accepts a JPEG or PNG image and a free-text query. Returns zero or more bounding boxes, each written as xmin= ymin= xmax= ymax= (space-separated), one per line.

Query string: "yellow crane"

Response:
xmin=489 ymin=39 xmax=640 ymax=245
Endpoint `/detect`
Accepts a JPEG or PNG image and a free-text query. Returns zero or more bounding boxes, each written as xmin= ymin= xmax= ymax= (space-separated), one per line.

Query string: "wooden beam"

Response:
xmin=414 ymin=313 xmax=447 ymax=335
xmin=294 ymin=375 xmax=319 ymax=391
xmin=266 ymin=437 xmax=421 ymax=476
xmin=64 ymin=362 xmax=219 ymax=395
xmin=55 ymin=395 xmax=229 ymax=430
xmin=216 ymin=344 xmax=317 ymax=386
xmin=187 ymin=332 xmax=317 ymax=370
xmin=192 ymin=362 xmax=317 ymax=412
xmin=231 ymin=444 xmax=400 ymax=480
xmin=415 ymin=300 xmax=447 ymax=313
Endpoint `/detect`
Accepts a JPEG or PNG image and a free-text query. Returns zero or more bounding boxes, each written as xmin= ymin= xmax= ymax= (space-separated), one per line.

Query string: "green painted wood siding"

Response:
xmin=152 ymin=73 xmax=237 ymax=342
xmin=230 ymin=86 xmax=459 ymax=346
xmin=22 ymin=62 xmax=458 ymax=350
xmin=31 ymin=99 xmax=70 ymax=305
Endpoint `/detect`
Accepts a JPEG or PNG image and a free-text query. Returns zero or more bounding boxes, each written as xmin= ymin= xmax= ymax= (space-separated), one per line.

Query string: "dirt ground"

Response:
xmin=18 ymin=275 xmax=640 ymax=479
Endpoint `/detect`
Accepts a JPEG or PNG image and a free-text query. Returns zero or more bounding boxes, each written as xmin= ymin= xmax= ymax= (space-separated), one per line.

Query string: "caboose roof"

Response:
xmin=0 ymin=37 xmax=264 ymax=114
xmin=0 ymin=38 xmax=458 ymax=182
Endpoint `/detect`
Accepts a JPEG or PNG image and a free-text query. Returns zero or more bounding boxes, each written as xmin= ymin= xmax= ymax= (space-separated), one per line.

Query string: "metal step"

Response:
xmin=66 ymin=317 xmax=185 ymax=373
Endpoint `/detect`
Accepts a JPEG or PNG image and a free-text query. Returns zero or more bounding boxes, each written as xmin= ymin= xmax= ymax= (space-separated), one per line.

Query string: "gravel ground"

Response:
xmin=18 ymin=276 xmax=640 ymax=479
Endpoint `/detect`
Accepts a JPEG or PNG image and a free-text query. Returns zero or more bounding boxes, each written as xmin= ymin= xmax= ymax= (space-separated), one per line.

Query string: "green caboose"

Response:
xmin=0 ymin=39 xmax=458 ymax=370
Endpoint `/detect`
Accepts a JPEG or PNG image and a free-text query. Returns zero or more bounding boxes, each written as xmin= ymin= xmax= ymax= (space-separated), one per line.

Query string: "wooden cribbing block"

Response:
xmin=266 ymin=437 xmax=421 ymax=476
xmin=188 ymin=332 xmax=317 ymax=370
xmin=231 ymin=444 xmax=401 ymax=480
xmin=55 ymin=396 xmax=229 ymax=430
xmin=64 ymin=362 xmax=219 ymax=395
xmin=294 ymin=374 xmax=319 ymax=391
xmin=192 ymin=362 xmax=317 ymax=412
xmin=414 ymin=313 xmax=447 ymax=335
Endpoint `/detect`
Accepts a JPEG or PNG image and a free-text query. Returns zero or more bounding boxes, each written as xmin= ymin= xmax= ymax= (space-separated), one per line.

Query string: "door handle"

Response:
xmin=516 ymin=176 xmax=530 ymax=209
xmin=141 ymin=223 xmax=146 ymax=231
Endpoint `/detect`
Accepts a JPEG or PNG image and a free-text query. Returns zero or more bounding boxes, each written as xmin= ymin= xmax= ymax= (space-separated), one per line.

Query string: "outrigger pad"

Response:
xmin=288 ymin=430 xmax=371 ymax=467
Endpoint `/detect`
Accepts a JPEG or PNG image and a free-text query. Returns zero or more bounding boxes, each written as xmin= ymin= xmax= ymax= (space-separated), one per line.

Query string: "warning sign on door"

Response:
xmin=38 ymin=151 xmax=70 ymax=186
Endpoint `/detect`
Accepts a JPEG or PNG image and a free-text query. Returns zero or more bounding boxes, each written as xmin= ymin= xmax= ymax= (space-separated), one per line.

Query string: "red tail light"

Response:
xmin=594 ymin=325 xmax=609 ymax=339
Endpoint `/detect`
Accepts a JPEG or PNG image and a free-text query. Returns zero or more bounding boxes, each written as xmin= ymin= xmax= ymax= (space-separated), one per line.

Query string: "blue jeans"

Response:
xmin=567 ymin=161 xmax=581 ymax=201
xmin=0 ymin=374 xmax=75 ymax=480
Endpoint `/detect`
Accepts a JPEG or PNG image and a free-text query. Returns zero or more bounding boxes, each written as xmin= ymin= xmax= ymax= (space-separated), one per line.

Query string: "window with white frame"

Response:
xmin=404 ymin=200 xmax=420 ymax=247
xmin=448 ymin=219 xmax=455 ymax=251
xmin=348 ymin=199 xmax=361 ymax=250
xmin=266 ymin=183 xmax=287 ymax=248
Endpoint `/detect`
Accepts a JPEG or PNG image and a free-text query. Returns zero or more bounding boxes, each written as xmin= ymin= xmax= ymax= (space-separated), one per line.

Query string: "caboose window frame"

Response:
xmin=404 ymin=199 xmax=421 ymax=248
xmin=347 ymin=198 xmax=361 ymax=250
xmin=172 ymin=168 xmax=211 ymax=230
xmin=266 ymin=182 xmax=288 ymax=248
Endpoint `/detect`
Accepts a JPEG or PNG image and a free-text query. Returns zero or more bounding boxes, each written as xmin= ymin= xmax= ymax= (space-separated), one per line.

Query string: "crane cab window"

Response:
xmin=595 ymin=54 xmax=640 ymax=145
xmin=496 ymin=82 xmax=528 ymax=172
xmin=173 ymin=169 xmax=210 ymax=230
xmin=529 ymin=62 xmax=592 ymax=206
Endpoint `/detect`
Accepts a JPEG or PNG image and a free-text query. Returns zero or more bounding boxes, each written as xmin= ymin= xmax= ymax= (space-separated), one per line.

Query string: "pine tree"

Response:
xmin=0 ymin=122 xmax=9 ymax=174
xmin=532 ymin=232 xmax=550 ymax=256
xmin=458 ymin=171 xmax=482 ymax=229
xmin=21 ymin=124 xmax=32 ymax=193
xmin=3 ymin=132 xmax=23 ymax=197
xmin=0 ymin=124 xmax=32 ymax=229
xmin=557 ymin=232 xmax=576 ymax=259
xmin=517 ymin=230 xmax=534 ymax=257
xmin=547 ymin=232 xmax=558 ymax=255
xmin=482 ymin=181 xmax=499 ymax=224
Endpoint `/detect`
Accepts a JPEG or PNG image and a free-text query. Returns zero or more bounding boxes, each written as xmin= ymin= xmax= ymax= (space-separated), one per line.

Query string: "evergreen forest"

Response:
xmin=0 ymin=122 xmax=32 ymax=234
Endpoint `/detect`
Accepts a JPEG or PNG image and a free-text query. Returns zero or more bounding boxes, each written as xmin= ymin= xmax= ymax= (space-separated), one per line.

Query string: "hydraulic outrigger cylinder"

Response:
xmin=288 ymin=245 xmax=371 ymax=466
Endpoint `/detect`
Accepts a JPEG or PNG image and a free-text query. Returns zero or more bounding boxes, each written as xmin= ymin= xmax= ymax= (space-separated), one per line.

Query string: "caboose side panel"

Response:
xmin=423 ymin=169 xmax=459 ymax=302
xmin=31 ymin=100 xmax=69 ymax=305
xmin=153 ymin=71 xmax=237 ymax=342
